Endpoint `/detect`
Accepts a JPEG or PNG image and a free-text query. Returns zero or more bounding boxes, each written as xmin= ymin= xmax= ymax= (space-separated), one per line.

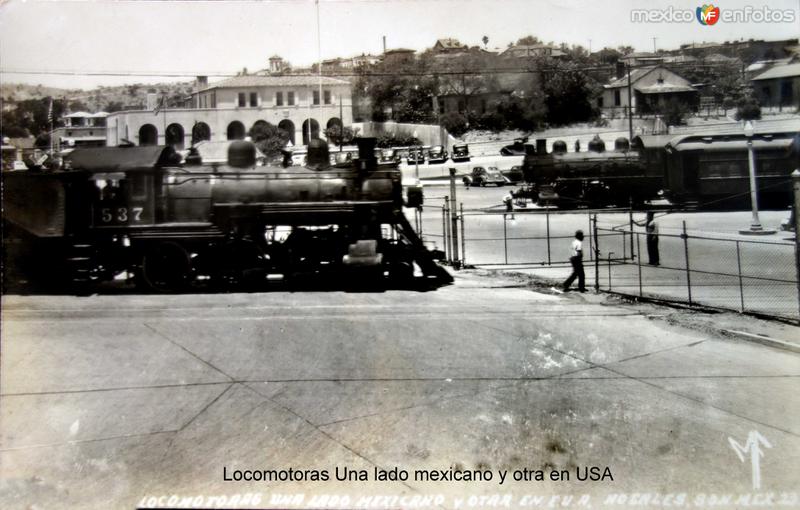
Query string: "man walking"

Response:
xmin=562 ymin=230 xmax=586 ymax=292
xmin=635 ymin=211 xmax=660 ymax=265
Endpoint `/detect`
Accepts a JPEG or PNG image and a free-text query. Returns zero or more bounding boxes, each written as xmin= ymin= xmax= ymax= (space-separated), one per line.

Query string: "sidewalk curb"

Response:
xmin=718 ymin=329 xmax=800 ymax=354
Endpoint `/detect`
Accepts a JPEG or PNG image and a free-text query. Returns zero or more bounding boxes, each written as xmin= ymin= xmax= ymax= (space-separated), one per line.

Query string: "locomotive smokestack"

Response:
xmin=536 ymin=139 xmax=547 ymax=154
xmin=356 ymin=137 xmax=377 ymax=169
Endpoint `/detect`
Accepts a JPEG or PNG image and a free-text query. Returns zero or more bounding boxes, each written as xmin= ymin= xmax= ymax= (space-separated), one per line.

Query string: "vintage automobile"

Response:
xmin=377 ymin=148 xmax=401 ymax=164
xmin=427 ymin=145 xmax=448 ymax=164
xmin=500 ymin=137 xmax=536 ymax=156
xmin=462 ymin=166 xmax=509 ymax=187
xmin=451 ymin=143 xmax=471 ymax=162
xmin=502 ymin=165 xmax=524 ymax=184
xmin=406 ymin=149 xmax=426 ymax=165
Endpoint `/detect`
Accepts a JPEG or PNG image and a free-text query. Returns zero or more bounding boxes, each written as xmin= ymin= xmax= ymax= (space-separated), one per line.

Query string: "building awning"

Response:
xmin=66 ymin=145 xmax=178 ymax=172
xmin=59 ymin=136 xmax=108 ymax=146
xmin=669 ymin=138 xmax=794 ymax=152
xmin=636 ymin=84 xmax=696 ymax=94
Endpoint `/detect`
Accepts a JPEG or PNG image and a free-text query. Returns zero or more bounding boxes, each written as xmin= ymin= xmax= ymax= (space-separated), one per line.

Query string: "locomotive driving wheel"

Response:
xmin=140 ymin=241 xmax=192 ymax=292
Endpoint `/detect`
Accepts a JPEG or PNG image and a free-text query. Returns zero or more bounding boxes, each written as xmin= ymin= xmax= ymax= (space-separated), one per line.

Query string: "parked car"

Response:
xmin=427 ymin=145 xmax=448 ymax=164
xmin=451 ymin=143 xmax=471 ymax=162
xmin=332 ymin=151 xmax=355 ymax=167
xmin=502 ymin=165 xmax=524 ymax=184
xmin=406 ymin=149 xmax=426 ymax=165
xmin=462 ymin=166 xmax=509 ymax=187
xmin=500 ymin=137 xmax=535 ymax=156
xmin=376 ymin=148 xmax=401 ymax=164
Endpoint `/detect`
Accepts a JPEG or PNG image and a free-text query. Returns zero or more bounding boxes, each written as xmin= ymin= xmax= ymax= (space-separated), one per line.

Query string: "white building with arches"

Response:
xmin=105 ymin=75 xmax=353 ymax=149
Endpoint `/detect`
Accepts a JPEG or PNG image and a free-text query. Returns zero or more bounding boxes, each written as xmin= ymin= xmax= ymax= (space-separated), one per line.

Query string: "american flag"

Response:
xmin=154 ymin=95 xmax=165 ymax=116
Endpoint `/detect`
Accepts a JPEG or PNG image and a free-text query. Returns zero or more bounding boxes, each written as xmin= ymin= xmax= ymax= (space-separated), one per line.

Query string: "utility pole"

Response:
xmin=627 ymin=63 xmax=633 ymax=140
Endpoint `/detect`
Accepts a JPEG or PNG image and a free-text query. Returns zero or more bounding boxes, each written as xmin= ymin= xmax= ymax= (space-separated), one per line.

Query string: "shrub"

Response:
xmin=440 ymin=112 xmax=469 ymax=136
xmin=735 ymin=96 xmax=762 ymax=121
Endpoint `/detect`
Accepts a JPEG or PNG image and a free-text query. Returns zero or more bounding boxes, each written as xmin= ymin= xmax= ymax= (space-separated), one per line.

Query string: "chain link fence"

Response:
xmin=420 ymin=200 xmax=799 ymax=322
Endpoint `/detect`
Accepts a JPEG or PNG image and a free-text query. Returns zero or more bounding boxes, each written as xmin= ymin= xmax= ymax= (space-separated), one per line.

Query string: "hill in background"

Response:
xmin=1 ymin=80 xmax=195 ymax=112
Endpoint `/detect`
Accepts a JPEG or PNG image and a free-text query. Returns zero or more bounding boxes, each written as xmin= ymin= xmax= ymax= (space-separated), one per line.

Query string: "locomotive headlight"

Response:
xmin=121 ymin=235 xmax=131 ymax=247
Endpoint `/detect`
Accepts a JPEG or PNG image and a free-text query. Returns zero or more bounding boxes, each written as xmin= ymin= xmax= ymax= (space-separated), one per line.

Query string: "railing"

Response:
xmin=423 ymin=200 xmax=799 ymax=322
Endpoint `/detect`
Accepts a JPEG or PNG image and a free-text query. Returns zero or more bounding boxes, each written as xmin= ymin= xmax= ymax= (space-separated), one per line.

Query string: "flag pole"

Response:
xmin=49 ymin=97 xmax=54 ymax=156
xmin=317 ymin=0 xmax=323 ymax=143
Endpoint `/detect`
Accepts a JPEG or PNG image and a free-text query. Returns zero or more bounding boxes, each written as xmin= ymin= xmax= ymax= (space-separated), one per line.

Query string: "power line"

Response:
xmin=0 ymin=59 xmax=745 ymax=81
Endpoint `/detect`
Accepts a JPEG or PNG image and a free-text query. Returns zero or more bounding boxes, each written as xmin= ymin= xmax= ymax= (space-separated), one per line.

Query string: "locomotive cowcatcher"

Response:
xmin=3 ymin=137 xmax=451 ymax=292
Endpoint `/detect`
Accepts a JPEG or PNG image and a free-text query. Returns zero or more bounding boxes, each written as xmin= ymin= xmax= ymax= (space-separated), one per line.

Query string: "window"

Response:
xmin=211 ymin=92 xmax=216 ymax=108
xmin=324 ymin=90 xmax=331 ymax=104
xmin=238 ymin=92 xmax=246 ymax=107
xmin=249 ymin=92 xmax=258 ymax=107
xmin=313 ymin=90 xmax=320 ymax=105
xmin=614 ymin=90 xmax=621 ymax=106
xmin=276 ymin=91 xmax=284 ymax=106
xmin=288 ymin=91 xmax=295 ymax=105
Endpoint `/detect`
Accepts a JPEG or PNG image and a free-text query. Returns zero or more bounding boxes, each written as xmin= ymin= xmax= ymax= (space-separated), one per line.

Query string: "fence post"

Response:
xmin=793 ymin=169 xmax=800 ymax=320
xmin=546 ymin=208 xmax=551 ymax=265
xmin=593 ymin=214 xmax=600 ymax=291
xmin=417 ymin=207 xmax=423 ymax=238
xmin=443 ymin=197 xmax=451 ymax=263
xmin=503 ymin=213 xmax=508 ymax=264
xmin=629 ymin=199 xmax=635 ymax=261
xmin=588 ymin=214 xmax=593 ymax=262
xmin=736 ymin=240 xmax=745 ymax=313
xmin=608 ymin=252 xmax=614 ymax=290
xmin=682 ymin=220 xmax=693 ymax=305
xmin=460 ymin=203 xmax=466 ymax=267
xmin=636 ymin=232 xmax=643 ymax=297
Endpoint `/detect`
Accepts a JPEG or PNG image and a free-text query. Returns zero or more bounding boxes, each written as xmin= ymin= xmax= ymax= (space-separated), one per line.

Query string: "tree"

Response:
xmin=323 ymin=125 xmax=357 ymax=146
xmin=248 ymin=121 xmax=289 ymax=159
xmin=542 ymin=67 xmax=600 ymax=125
xmin=594 ymin=47 xmax=622 ymax=65
xmin=657 ymin=98 xmax=690 ymax=126
xmin=482 ymin=35 xmax=489 ymax=49
xmin=735 ymin=95 xmax=762 ymax=121
xmin=440 ymin=112 xmax=469 ymax=136
xmin=516 ymin=35 xmax=543 ymax=46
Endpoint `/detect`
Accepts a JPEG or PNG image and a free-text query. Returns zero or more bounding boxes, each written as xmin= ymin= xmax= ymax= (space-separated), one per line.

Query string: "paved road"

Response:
xmin=2 ymin=273 xmax=798 ymax=509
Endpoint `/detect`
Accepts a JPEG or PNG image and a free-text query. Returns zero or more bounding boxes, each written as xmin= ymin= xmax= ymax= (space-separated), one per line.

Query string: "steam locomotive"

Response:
xmin=3 ymin=138 xmax=451 ymax=292
xmin=520 ymin=128 xmax=800 ymax=208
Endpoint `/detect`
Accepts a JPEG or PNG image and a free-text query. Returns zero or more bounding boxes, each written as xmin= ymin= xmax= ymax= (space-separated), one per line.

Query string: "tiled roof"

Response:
xmin=198 ymin=75 xmax=350 ymax=92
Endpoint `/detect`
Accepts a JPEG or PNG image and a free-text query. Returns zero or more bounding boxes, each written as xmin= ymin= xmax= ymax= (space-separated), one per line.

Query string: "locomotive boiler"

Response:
xmin=521 ymin=126 xmax=800 ymax=209
xmin=521 ymin=136 xmax=663 ymax=207
xmin=3 ymin=137 xmax=451 ymax=292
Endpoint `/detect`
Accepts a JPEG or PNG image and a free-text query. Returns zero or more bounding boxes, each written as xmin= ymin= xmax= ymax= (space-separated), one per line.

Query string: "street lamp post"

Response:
xmin=413 ymin=130 xmax=419 ymax=181
xmin=739 ymin=121 xmax=775 ymax=235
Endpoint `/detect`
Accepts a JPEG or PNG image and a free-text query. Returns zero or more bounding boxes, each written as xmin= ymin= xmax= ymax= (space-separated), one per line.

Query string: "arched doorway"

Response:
xmin=227 ymin=121 xmax=246 ymax=140
xmin=301 ymin=119 xmax=320 ymax=145
xmin=165 ymin=123 xmax=185 ymax=149
xmin=325 ymin=117 xmax=343 ymax=145
xmin=278 ymin=119 xmax=295 ymax=145
xmin=250 ymin=120 xmax=269 ymax=138
xmin=139 ymin=124 xmax=158 ymax=146
xmin=191 ymin=122 xmax=211 ymax=145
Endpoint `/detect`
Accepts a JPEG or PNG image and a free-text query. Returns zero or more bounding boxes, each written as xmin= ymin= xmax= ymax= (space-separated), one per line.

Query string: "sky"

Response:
xmin=1 ymin=0 xmax=798 ymax=90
